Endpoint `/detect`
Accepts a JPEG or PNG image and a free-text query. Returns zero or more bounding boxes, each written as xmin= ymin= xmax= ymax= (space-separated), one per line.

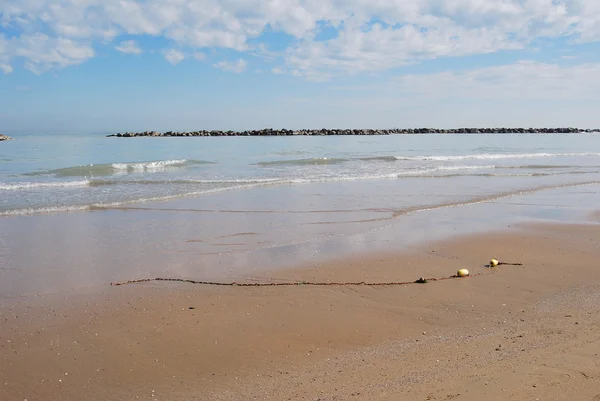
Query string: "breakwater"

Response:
xmin=107 ymin=127 xmax=600 ymax=137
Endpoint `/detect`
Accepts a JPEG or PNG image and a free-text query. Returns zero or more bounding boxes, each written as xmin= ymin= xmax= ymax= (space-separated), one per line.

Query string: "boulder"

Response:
xmin=104 ymin=127 xmax=600 ymax=137
xmin=0 ymin=134 xmax=11 ymax=141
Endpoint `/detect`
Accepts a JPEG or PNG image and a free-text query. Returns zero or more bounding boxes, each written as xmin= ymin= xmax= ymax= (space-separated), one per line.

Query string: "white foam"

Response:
xmin=0 ymin=180 xmax=90 ymax=190
xmin=164 ymin=165 xmax=497 ymax=185
xmin=0 ymin=183 xmax=268 ymax=216
xmin=4 ymin=178 xmax=600 ymax=217
xmin=111 ymin=159 xmax=190 ymax=171
xmin=0 ymin=205 xmax=91 ymax=216
xmin=426 ymin=164 xmax=497 ymax=172
xmin=394 ymin=152 xmax=600 ymax=161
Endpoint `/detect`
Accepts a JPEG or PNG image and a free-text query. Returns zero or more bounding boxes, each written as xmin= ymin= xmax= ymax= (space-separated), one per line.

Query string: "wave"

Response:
xmin=4 ymin=175 xmax=600 ymax=217
xmin=504 ymin=164 xmax=574 ymax=169
xmin=91 ymin=175 xmax=400 ymax=187
xmin=1 ymin=173 xmax=426 ymax=216
xmin=6 ymin=164 xmax=590 ymax=191
xmin=258 ymin=153 xmax=600 ymax=166
xmin=359 ymin=156 xmax=399 ymax=162
xmin=0 ymin=183 xmax=269 ymax=216
xmin=85 ymin=177 xmax=286 ymax=187
xmin=24 ymin=159 xmax=213 ymax=177
xmin=0 ymin=205 xmax=92 ymax=216
xmin=392 ymin=152 xmax=600 ymax=161
xmin=111 ymin=159 xmax=208 ymax=171
xmin=424 ymin=164 xmax=496 ymax=172
xmin=255 ymin=157 xmax=348 ymax=166
xmin=402 ymin=180 xmax=600 ymax=216
xmin=416 ymin=171 xmax=594 ymax=179
xmin=0 ymin=180 xmax=90 ymax=190
xmin=95 ymin=165 xmax=495 ymax=185
xmin=307 ymin=180 xmax=600 ymax=225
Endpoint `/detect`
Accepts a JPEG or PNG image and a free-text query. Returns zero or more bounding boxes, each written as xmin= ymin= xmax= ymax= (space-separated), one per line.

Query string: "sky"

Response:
xmin=1 ymin=0 xmax=600 ymax=134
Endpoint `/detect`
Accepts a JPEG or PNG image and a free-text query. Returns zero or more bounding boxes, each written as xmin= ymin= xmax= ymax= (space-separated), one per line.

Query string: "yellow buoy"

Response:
xmin=457 ymin=269 xmax=470 ymax=277
xmin=490 ymin=259 xmax=499 ymax=267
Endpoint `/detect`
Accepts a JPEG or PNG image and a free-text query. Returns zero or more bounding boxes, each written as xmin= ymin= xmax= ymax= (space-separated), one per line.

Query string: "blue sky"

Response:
xmin=1 ymin=0 xmax=600 ymax=134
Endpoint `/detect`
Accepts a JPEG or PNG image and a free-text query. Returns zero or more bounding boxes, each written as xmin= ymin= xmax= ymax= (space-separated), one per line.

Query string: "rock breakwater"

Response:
xmin=0 ymin=134 xmax=12 ymax=141
xmin=107 ymin=127 xmax=600 ymax=137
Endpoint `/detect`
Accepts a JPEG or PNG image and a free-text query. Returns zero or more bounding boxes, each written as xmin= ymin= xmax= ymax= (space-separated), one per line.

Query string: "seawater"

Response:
xmin=2 ymin=132 xmax=600 ymax=215
xmin=2 ymin=132 xmax=600 ymax=297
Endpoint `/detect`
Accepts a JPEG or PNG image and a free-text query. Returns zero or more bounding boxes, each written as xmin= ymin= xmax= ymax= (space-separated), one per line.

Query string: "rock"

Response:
xmin=106 ymin=127 xmax=600 ymax=138
xmin=0 ymin=134 xmax=12 ymax=141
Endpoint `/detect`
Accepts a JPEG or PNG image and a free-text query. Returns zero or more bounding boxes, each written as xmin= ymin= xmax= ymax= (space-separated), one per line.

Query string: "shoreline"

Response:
xmin=2 ymin=221 xmax=600 ymax=400
xmin=106 ymin=128 xmax=600 ymax=137
xmin=1 ymin=181 xmax=598 ymax=300
xmin=2 ymin=182 xmax=598 ymax=300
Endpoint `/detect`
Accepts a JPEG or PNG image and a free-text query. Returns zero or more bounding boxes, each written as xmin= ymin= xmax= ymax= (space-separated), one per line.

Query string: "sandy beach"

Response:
xmin=4 ymin=0 xmax=600 ymax=398
xmin=2 ymin=220 xmax=600 ymax=400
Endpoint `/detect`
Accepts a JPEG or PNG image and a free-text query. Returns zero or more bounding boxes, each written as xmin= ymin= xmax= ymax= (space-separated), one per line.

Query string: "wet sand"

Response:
xmin=2 ymin=221 xmax=600 ymax=400
xmin=2 ymin=182 xmax=598 ymax=299
xmin=590 ymin=210 xmax=600 ymax=222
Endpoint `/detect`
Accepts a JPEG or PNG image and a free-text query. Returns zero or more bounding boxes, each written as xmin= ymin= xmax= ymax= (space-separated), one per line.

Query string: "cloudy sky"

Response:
xmin=1 ymin=0 xmax=600 ymax=133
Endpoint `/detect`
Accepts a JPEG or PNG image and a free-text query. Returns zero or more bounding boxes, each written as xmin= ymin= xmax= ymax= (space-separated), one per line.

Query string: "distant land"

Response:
xmin=107 ymin=128 xmax=600 ymax=137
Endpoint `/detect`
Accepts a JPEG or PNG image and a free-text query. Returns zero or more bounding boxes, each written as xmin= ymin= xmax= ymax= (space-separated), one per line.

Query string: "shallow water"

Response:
xmin=1 ymin=133 xmax=600 ymax=297
xmin=2 ymin=133 xmax=600 ymax=215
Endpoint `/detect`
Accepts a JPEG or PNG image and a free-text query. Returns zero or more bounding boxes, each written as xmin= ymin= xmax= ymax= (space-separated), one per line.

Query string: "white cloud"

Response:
xmin=251 ymin=44 xmax=280 ymax=61
xmin=391 ymin=61 xmax=600 ymax=100
xmin=163 ymin=49 xmax=185 ymax=65
xmin=0 ymin=36 xmax=11 ymax=74
xmin=0 ymin=64 xmax=13 ymax=74
xmin=214 ymin=58 xmax=247 ymax=74
xmin=10 ymin=33 xmax=95 ymax=74
xmin=115 ymin=40 xmax=142 ymax=55
xmin=0 ymin=0 xmax=600 ymax=77
xmin=193 ymin=51 xmax=205 ymax=60
xmin=285 ymin=22 xmax=525 ymax=78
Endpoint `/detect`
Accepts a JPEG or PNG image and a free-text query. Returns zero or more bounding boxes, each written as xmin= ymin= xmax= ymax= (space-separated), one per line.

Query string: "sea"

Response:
xmin=2 ymin=132 xmax=600 ymax=215
xmin=1 ymin=132 xmax=600 ymax=297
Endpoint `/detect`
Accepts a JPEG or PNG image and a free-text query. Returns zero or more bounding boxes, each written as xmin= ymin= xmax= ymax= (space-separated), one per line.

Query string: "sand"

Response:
xmin=2 ymin=221 xmax=600 ymax=400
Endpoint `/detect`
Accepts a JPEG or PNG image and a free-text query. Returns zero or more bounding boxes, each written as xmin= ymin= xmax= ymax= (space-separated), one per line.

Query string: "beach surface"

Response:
xmin=2 ymin=220 xmax=600 ymax=401
xmin=2 ymin=133 xmax=600 ymax=400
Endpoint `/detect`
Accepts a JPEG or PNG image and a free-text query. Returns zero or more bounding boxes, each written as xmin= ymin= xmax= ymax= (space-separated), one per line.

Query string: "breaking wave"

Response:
xmin=255 ymin=157 xmax=348 ymax=166
xmin=257 ymin=153 xmax=600 ymax=166
xmin=391 ymin=152 xmax=600 ymax=161
xmin=0 ymin=180 xmax=90 ymax=190
xmin=24 ymin=159 xmax=213 ymax=177
xmin=3 ymin=180 xmax=599 ymax=217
